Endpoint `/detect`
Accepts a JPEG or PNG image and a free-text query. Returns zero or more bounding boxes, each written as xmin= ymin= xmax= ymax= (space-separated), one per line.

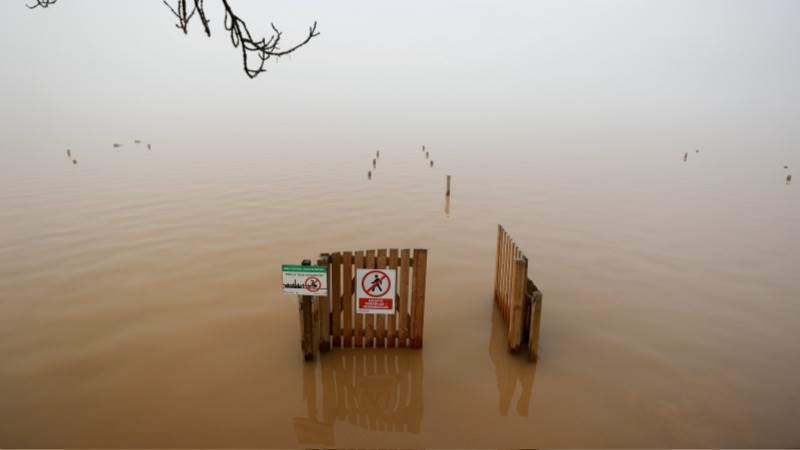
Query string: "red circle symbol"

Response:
xmin=361 ymin=270 xmax=391 ymax=297
xmin=304 ymin=276 xmax=322 ymax=293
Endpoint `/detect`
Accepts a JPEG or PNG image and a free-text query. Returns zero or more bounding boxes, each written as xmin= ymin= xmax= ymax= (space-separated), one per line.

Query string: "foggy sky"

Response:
xmin=1 ymin=0 xmax=799 ymax=158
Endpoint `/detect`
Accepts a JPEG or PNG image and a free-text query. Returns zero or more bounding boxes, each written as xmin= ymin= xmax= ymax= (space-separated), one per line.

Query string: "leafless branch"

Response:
xmin=29 ymin=0 xmax=319 ymax=78
xmin=26 ymin=0 xmax=58 ymax=9
xmin=219 ymin=0 xmax=319 ymax=78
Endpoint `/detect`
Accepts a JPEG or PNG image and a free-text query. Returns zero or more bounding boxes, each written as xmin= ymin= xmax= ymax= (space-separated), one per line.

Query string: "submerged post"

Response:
xmin=446 ymin=175 xmax=451 ymax=196
xmin=300 ymin=259 xmax=315 ymax=361
xmin=528 ymin=290 xmax=543 ymax=361
xmin=508 ymin=257 xmax=527 ymax=351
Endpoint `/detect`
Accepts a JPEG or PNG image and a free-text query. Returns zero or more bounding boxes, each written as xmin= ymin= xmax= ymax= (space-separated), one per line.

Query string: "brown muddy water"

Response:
xmin=0 ymin=140 xmax=798 ymax=448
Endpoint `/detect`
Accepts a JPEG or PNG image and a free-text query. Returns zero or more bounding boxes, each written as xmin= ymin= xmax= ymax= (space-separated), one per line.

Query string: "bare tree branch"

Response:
xmin=26 ymin=0 xmax=58 ymax=9
xmin=161 ymin=0 xmax=197 ymax=34
xmin=218 ymin=0 xmax=319 ymax=78
xmin=29 ymin=0 xmax=319 ymax=79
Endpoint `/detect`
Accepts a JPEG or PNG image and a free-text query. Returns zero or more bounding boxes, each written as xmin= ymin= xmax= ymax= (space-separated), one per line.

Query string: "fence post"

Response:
xmin=528 ymin=290 xmax=543 ymax=361
xmin=411 ymin=249 xmax=428 ymax=348
xmin=300 ymin=259 xmax=315 ymax=361
xmin=508 ymin=257 xmax=526 ymax=351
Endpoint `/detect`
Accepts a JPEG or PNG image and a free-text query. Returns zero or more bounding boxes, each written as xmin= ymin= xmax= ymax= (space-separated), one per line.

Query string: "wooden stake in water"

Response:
xmin=372 ymin=159 xmax=376 ymax=168
xmin=300 ymin=259 xmax=315 ymax=361
xmin=528 ymin=290 xmax=543 ymax=362
xmin=430 ymin=160 xmax=434 ymax=167
xmin=425 ymin=152 xmax=429 ymax=159
xmin=377 ymin=150 xmax=380 ymax=159
xmin=446 ymin=175 xmax=451 ymax=196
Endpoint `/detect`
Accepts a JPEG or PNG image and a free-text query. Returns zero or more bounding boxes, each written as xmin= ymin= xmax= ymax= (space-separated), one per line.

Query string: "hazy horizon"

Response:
xmin=1 ymin=0 xmax=799 ymax=160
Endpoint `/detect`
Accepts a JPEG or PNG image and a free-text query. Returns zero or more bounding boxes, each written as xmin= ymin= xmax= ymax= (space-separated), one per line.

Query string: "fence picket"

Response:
xmin=376 ymin=249 xmax=388 ymax=348
xmin=342 ymin=251 xmax=353 ymax=348
xmin=353 ymin=251 xmax=365 ymax=348
xmin=388 ymin=248 xmax=399 ymax=347
xmin=411 ymin=249 xmax=428 ymax=348
xmin=365 ymin=250 xmax=376 ymax=348
xmin=330 ymin=252 xmax=342 ymax=348
xmin=399 ymin=249 xmax=411 ymax=348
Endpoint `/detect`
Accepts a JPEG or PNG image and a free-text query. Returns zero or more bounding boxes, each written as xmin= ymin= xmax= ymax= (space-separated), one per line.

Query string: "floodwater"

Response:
xmin=0 ymin=139 xmax=798 ymax=448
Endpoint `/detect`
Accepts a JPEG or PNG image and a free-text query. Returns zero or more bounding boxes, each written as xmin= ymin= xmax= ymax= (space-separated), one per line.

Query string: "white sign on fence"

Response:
xmin=355 ymin=268 xmax=397 ymax=314
xmin=282 ymin=265 xmax=328 ymax=296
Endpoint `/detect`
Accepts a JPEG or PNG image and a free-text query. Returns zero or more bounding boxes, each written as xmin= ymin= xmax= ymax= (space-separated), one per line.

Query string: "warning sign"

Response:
xmin=356 ymin=268 xmax=397 ymax=315
xmin=282 ymin=265 xmax=328 ymax=297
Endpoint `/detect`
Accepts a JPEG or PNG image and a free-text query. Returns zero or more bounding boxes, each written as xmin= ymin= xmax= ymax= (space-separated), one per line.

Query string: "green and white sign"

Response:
xmin=282 ymin=265 xmax=328 ymax=296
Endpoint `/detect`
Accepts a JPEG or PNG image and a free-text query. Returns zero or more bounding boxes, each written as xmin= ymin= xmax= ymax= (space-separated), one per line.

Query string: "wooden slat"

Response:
xmin=330 ymin=252 xmax=342 ymax=348
xmin=529 ymin=289 xmax=543 ymax=362
xmin=502 ymin=234 xmax=513 ymax=319
xmin=342 ymin=251 xmax=353 ymax=348
xmin=503 ymin=234 xmax=511 ymax=318
xmin=509 ymin=257 xmax=526 ymax=351
xmin=410 ymin=249 xmax=428 ymax=348
xmin=502 ymin=230 xmax=511 ymax=317
xmin=387 ymin=248 xmax=399 ymax=348
xmin=318 ymin=255 xmax=331 ymax=352
xmin=365 ymin=250 xmax=376 ymax=348
xmin=353 ymin=251 xmax=365 ymax=348
xmin=511 ymin=244 xmax=519 ymax=322
xmin=398 ymin=249 xmax=411 ymax=348
xmin=494 ymin=225 xmax=503 ymax=305
xmin=376 ymin=249 xmax=388 ymax=348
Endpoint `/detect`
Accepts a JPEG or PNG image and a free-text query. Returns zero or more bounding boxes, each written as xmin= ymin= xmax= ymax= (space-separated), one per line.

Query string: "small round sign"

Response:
xmin=304 ymin=276 xmax=322 ymax=293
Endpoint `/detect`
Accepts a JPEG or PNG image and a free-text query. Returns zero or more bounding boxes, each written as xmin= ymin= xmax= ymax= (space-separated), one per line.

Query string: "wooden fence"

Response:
xmin=300 ymin=249 xmax=428 ymax=358
xmin=494 ymin=225 xmax=543 ymax=361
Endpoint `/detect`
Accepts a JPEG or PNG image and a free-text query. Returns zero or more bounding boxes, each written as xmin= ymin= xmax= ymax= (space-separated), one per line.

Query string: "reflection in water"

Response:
xmin=294 ymin=350 xmax=424 ymax=446
xmin=488 ymin=307 xmax=536 ymax=416
xmin=444 ymin=195 xmax=450 ymax=217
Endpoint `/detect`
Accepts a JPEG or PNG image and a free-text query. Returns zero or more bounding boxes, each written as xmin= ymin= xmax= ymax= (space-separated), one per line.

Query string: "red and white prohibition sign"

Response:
xmin=355 ymin=268 xmax=397 ymax=315
xmin=304 ymin=276 xmax=322 ymax=293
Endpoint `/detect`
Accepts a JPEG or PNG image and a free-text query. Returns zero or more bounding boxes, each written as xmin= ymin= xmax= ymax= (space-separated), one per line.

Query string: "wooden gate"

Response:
xmin=494 ymin=225 xmax=543 ymax=361
xmin=300 ymin=249 xmax=427 ymax=357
